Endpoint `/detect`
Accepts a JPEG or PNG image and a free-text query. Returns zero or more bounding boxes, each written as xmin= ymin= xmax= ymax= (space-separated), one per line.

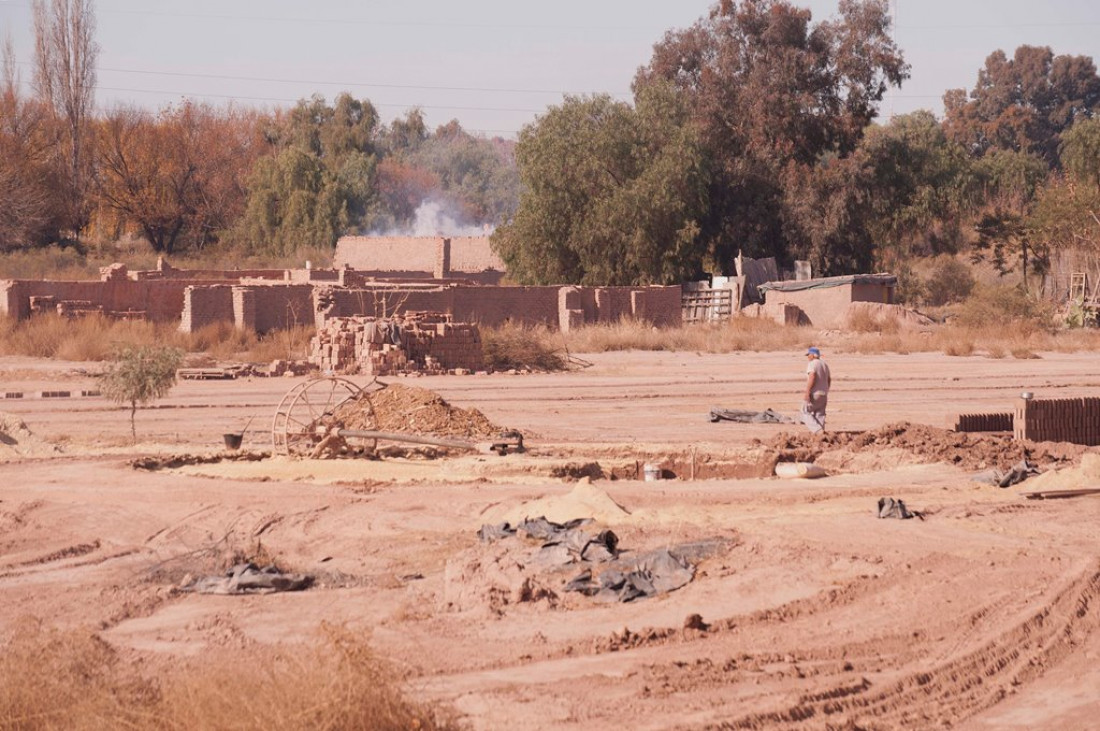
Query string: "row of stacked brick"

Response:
xmin=309 ymin=313 xmax=485 ymax=376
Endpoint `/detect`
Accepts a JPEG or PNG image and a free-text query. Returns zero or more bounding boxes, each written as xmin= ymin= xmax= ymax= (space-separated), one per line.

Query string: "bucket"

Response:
xmin=643 ymin=463 xmax=661 ymax=482
xmin=223 ymin=433 xmax=243 ymax=450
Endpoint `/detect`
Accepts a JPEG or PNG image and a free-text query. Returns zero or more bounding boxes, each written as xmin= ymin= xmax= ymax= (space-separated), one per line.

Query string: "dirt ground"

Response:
xmin=2 ymin=349 xmax=1099 ymax=730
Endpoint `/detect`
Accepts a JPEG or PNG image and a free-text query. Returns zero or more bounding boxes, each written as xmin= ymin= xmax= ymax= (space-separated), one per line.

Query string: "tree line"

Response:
xmin=494 ymin=0 xmax=1100 ymax=295
xmin=0 ymin=1 xmax=517 ymax=257
xmin=4 ymin=0 xmax=1100 ymax=298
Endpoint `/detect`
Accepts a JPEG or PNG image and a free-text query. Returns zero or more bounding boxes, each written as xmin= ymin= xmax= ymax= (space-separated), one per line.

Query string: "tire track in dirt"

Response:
xmin=712 ymin=561 xmax=1100 ymax=729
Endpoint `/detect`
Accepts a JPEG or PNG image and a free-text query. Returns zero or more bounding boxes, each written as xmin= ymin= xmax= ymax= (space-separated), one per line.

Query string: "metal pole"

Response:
xmin=335 ymin=429 xmax=478 ymax=451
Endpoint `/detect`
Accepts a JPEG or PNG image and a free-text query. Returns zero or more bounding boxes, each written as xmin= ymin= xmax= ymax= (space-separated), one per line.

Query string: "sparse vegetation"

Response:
xmin=97 ymin=344 xmax=183 ymax=440
xmin=481 ymin=322 xmax=565 ymax=371
xmin=0 ymin=619 xmax=460 ymax=731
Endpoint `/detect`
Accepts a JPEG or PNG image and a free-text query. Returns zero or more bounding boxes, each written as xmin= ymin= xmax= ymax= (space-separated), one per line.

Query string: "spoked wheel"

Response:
xmin=272 ymin=376 xmax=384 ymax=457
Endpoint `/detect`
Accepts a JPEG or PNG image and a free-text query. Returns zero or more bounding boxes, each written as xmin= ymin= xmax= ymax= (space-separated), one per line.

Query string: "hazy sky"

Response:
xmin=2 ymin=0 xmax=1099 ymax=138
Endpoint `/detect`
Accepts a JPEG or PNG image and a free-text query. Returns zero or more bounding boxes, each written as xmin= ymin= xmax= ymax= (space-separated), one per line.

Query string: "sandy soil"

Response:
xmin=1 ymin=349 xmax=1099 ymax=730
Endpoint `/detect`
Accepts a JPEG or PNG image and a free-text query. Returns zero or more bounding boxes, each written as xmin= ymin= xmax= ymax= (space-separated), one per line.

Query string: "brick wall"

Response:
xmin=763 ymin=284 xmax=855 ymax=328
xmin=180 ymin=286 xmax=235 ymax=332
xmin=334 ymin=236 xmax=442 ymax=272
xmin=447 ymin=236 xmax=504 ymax=273
xmin=452 ymin=286 xmax=560 ymax=326
xmin=249 ymin=285 xmax=314 ymax=333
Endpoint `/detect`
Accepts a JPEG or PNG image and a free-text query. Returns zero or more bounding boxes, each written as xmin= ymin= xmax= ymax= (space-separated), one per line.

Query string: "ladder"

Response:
xmin=1070 ymin=272 xmax=1088 ymax=302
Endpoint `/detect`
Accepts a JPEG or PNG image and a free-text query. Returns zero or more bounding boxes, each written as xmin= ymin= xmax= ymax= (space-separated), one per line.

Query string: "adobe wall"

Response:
xmin=180 ymin=286 xmax=235 ymax=332
xmin=247 ymin=285 xmax=314 ymax=333
xmin=2 ymin=278 xmax=197 ymax=322
xmin=762 ymin=284 xmax=856 ymax=328
xmin=317 ymin=284 xmax=681 ymax=331
xmin=851 ymin=282 xmax=895 ymax=305
xmin=447 ymin=237 xmax=505 ymax=273
xmin=333 ymin=236 xmax=505 ymax=282
xmin=334 ymin=236 xmax=441 ymax=273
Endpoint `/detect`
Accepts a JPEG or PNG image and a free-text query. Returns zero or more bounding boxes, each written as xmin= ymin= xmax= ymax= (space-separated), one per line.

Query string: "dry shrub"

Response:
xmin=182 ymin=320 xmax=258 ymax=361
xmin=0 ymin=620 xmax=459 ymax=731
xmin=0 ymin=313 xmax=186 ymax=360
xmin=243 ymin=325 xmax=314 ymax=363
xmin=953 ymin=284 xmax=1053 ymax=334
xmin=482 ymin=322 xmax=566 ymax=371
xmin=985 ymin=344 xmax=1006 ymax=359
xmin=562 ymin=317 xmax=805 ymax=354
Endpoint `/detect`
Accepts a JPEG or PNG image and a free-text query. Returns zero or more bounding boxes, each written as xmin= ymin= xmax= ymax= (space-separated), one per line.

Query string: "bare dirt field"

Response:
xmin=2 ymin=349 xmax=1100 ymax=730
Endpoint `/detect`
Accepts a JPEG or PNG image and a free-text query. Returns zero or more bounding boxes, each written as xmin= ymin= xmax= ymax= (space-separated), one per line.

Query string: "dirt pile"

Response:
xmin=763 ymin=422 xmax=1085 ymax=472
xmin=338 ymin=382 xmax=505 ymax=439
xmin=0 ymin=411 xmax=61 ymax=459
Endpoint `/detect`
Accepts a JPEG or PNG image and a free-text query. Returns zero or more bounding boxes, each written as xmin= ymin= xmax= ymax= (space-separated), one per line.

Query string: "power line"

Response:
xmin=93 ymin=85 xmax=546 ymax=115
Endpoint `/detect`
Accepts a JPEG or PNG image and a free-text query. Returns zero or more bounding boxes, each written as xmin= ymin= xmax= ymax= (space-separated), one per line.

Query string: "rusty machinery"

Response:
xmin=271 ymin=376 xmax=523 ymax=458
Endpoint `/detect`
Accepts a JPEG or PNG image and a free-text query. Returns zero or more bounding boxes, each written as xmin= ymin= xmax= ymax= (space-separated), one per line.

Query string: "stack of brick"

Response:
xmin=309 ymin=313 xmax=483 ymax=375
xmin=404 ymin=313 xmax=484 ymax=374
xmin=1014 ymin=396 xmax=1100 ymax=446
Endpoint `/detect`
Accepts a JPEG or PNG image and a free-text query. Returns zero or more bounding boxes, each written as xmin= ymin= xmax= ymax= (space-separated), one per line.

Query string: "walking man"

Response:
xmin=802 ymin=346 xmax=831 ymax=433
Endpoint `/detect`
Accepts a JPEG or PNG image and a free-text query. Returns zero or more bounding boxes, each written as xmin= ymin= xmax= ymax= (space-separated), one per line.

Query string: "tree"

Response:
xmin=229 ymin=94 xmax=379 ymax=254
xmin=97 ymin=345 xmax=183 ymax=442
xmin=409 ymin=122 xmax=519 ymax=228
xmin=0 ymin=40 xmax=65 ymax=248
xmin=943 ymin=45 xmax=1100 ymax=165
xmin=92 ymin=102 xmax=261 ymax=253
xmin=857 ymin=111 xmax=976 ymax=288
xmin=492 ymin=84 xmax=708 ymax=285
xmin=32 ymin=0 xmax=98 ymax=236
xmin=970 ymin=149 xmax=1050 ymax=289
xmin=633 ymin=0 xmax=907 ymax=273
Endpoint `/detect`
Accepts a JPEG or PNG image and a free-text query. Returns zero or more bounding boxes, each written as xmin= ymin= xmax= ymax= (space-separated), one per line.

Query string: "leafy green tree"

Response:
xmin=97 ymin=345 xmax=183 ymax=442
xmin=229 ymin=94 xmax=379 ymax=254
xmin=634 ymin=0 xmax=907 ymax=272
xmin=859 ymin=111 xmax=976 ymax=263
xmin=492 ymin=84 xmax=708 ymax=285
xmin=971 ymin=149 xmax=1050 ymax=289
xmin=943 ymin=45 xmax=1100 ymax=165
xmin=1028 ymin=118 xmax=1100 ymax=293
xmin=409 ymin=122 xmax=519 ymax=228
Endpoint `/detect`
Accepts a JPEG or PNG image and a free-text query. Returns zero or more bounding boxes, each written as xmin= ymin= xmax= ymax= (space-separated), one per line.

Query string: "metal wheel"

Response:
xmin=272 ymin=377 xmax=382 ymax=457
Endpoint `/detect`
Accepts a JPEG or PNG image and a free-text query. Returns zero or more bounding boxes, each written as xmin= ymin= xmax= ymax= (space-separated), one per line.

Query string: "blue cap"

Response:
xmin=806 ymin=347 xmax=820 ymax=356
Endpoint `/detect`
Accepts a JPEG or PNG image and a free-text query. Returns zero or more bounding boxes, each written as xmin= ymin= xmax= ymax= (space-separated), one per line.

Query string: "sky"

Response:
xmin=1 ymin=0 xmax=1099 ymax=139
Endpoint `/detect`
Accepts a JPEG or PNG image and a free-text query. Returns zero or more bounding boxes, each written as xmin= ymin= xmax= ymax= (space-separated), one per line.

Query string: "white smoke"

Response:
xmin=374 ymin=199 xmax=494 ymax=237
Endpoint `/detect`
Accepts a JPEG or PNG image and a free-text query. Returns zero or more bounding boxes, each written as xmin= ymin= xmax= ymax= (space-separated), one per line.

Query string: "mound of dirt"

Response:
xmin=338 ymin=382 xmax=505 ymax=439
xmin=844 ymin=302 xmax=936 ymax=330
xmin=0 ymin=411 xmax=61 ymax=459
xmin=495 ymin=479 xmax=632 ymax=525
xmin=762 ymin=422 xmax=1085 ymax=472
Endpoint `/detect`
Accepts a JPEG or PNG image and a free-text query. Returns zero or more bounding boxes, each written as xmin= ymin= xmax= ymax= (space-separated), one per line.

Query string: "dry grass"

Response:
xmin=481 ymin=322 xmax=566 ymax=371
xmin=0 ymin=314 xmax=313 ymax=363
xmin=0 ymin=619 xmax=459 ymax=731
xmin=0 ymin=243 xmax=335 ymax=281
xmin=562 ymin=316 xmax=808 ymax=354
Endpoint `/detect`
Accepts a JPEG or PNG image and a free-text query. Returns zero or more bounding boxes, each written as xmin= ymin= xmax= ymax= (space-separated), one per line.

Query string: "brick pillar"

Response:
xmin=558 ymin=287 xmax=585 ymax=332
xmin=1014 ymin=395 xmax=1030 ymax=441
xmin=435 ymin=238 xmax=452 ymax=279
xmin=232 ymin=286 xmax=257 ymax=332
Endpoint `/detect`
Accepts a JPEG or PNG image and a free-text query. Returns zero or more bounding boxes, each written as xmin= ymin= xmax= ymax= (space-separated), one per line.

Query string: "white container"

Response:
xmin=775 ymin=462 xmax=827 ymax=479
xmin=643 ymin=463 xmax=661 ymax=482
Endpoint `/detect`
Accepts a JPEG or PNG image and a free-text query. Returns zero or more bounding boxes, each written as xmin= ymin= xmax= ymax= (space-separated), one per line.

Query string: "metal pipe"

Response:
xmin=335 ymin=429 xmax=477 ymax=451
